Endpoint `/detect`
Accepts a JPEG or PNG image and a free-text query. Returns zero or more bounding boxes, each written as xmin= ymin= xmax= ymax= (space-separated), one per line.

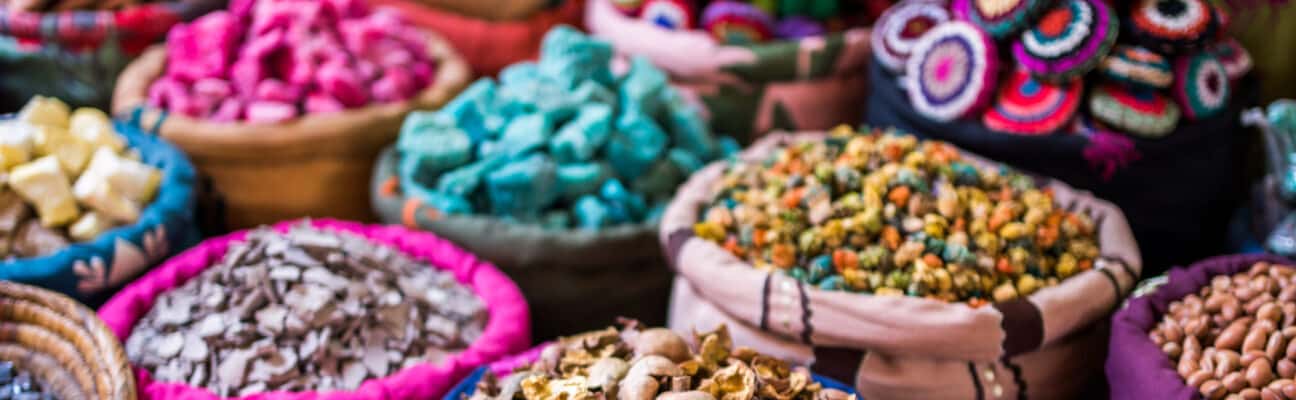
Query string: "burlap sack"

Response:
xmin=111 ymin=29 xmax=471 ymax=230
xmin=661 ymin=131 xmax=1143 ymax=399
xmin=370 ymin=147 xmax=672 ymax=340
xmin=585 ymin=0 xmax=871 ymax=142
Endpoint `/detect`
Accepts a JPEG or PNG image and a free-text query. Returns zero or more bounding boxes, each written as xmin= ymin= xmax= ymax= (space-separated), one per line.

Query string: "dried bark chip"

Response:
xmin=0 ymin=191 xmax=32 ymax=233
xmin=157 ymin=332 xmax=184 ymax=358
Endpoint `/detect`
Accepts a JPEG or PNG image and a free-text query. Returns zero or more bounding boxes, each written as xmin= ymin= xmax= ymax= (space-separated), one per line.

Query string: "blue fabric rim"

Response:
xmin=441 ymin=366 xmax=860 ymax=400
xmin=0 ymin=117 xmax=198 ymax=297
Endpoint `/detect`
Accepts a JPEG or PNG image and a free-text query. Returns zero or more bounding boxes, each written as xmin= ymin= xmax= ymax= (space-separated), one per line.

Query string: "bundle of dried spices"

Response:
xmin=467 ymin=320 xmax=854 ymax=400
xmin=125 ymin=223 xmax=488 ymax=396
xmin=693 ymin=126 xmax=1102 ymax=305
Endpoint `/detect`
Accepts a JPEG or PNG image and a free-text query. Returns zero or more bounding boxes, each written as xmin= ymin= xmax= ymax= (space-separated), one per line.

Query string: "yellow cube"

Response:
xmin=0 ymin=122 xmax=34 ymax=171
xmin=82 ymin=148 xmax=161 ymax=204
xmin=69 ymin=212 xmax=115 ymax=242
xmin=17 ymin=96 xmax=70 ymax=129
xmin=10 ymin=156 xmax=79 ymax=227
xmin=72 ymin=176 xmax=139 ymax=223
xmin=33 ymin=126 xmax=93 ymax=175
xmin=69 ymin=108 xmax=126 ymax=153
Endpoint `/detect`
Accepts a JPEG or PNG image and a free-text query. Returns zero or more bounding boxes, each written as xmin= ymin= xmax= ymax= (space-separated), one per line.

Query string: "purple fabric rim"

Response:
xmin=1012 ymin=0 xmax=1114 ymax=78
xmin=1106 ymin=253 xmax=1295 ymax=400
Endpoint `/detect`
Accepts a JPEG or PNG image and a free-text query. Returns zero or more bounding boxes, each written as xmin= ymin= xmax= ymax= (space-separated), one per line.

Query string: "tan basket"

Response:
xmin=111 ymin=29 xmax=472 ymax=229
xmin=0 ymin=281 xmax=135 ymax=400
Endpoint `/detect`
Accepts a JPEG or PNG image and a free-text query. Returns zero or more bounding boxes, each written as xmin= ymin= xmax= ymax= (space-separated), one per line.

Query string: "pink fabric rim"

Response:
xmin=97 ymin=218 xmax=532 ymax=400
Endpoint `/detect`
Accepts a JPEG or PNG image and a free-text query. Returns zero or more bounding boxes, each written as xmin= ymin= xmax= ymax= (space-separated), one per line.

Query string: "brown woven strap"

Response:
xmin=0 ymin=322 xmax=98 ymax=397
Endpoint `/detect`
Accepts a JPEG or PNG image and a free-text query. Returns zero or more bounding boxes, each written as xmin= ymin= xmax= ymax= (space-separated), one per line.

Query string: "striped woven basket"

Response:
xmin=0 ymin=280 xmax=135 ymax=399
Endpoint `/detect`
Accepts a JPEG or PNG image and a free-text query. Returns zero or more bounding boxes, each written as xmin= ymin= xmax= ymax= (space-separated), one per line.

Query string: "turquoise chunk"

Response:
xmin=550 ymin=104 xmax=613 ymax=163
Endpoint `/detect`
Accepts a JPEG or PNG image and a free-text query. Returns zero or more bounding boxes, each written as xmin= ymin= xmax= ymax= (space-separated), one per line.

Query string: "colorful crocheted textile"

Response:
xmin=906 ymin=21 xmax=1000 ymax=122
xmin=701 ymin=1 xmax=775 ymax=44
xmin=641 ymin=0 xmax=698 ymax=30
xmin=956 ymin=0 xmax=1050 ymax=38
xmin=1089 ymin=83 xmax=1181 ymax=138
xmin=872 ymin=0 xmax=951 ymax=72
xmin=1128 ymin=0 xmax=1217 ymax=53
xmin=1212 ymin=38 xmax=1253 ymax=81
xmin=1173 ymin=51 xmax=1231 ymax=120
xmin=774 ymin=16 xmax=826 ymax=39
xmin=1012 ymin=0 xmax=1117 ymax=82
xmin=1099 ymin=45 xmax=1173 ymax=90
xmin=983 ymin=68 xmax=1083 ymax=135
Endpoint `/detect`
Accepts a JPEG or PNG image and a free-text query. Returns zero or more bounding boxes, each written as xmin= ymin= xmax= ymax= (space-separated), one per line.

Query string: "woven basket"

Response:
xmin=0 ymin=280 xmax=135 ymax=400
xmin=111 ymin=29 xmax=472 ymax=229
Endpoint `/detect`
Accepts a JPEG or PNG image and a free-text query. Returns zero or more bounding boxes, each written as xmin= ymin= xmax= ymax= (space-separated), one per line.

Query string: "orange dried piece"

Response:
xmin=723 ymin=237 xmax=745 ymax=258
xmin=752 ymin=229 xmax=768 ymax=247
xmin=1036 ymin=225 xmax=1059 ymax=248
xmin=771 ymin=243 xmax=797 ymax=269
xmin=833 ymin=249 xmax=858 ymax=272
xmin=882 ymin=226 xmax=901 ymax=250
xmin=883 ymin=143 xmax=905 ymax=162
xmin=988 ymin=206 xmax=1013 ymax=232
xmin=922 ymin=253 xmax=943 ymax=269
xmin=996 ymin=257 xmax=1014 ymax=274
xmin=1079 ymin=259 xmax=1093 ymax=271
xmin=967 ymin=298 xmax=987 ymax=308
xmin=887 ymin=186 xmax=911 ymax=208
xmin=781 ymin=188 xmax=805 ymax=209
xmin=952 ymin=217 xmax=966 ymax=233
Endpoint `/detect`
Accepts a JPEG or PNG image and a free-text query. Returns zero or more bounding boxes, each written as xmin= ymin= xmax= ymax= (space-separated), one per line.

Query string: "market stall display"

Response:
xmin=98 ymin=219 xmax=531 ymax=399
xmin=867 ymin=0 xmax=1259 ymax=274
xmin=586 ymin=0 xmax=878 ymax=141
xmin=454 ymin=320 xmax=857 ymax=400
xmin=1107 ymin=253 xmax=1296 ymax=400
xmin=0 ymin=0 xmax=223 ymax=112
xmin=0 ymin=96 xmax=198 ymax=303
xmin=0 ymin=280 xmax=136 ymax=399
xmin=112 ymin=0 xmax=472 ymax=229
xmin=373 ymin=26 xmax=736 ymax=339
xmin=369 ymin=0 xmax=586 ymax=76
xmin=663 ymin=127 xmax=1141 ymax=399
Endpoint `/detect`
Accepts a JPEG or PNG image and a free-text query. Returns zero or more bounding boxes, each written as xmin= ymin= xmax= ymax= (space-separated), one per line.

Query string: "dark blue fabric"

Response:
xmin=442 ymin=367 xmax=860 ymax=400
xmin=0 ymin=119 xmax=199 ymax=302
xmin=866 ymin=61 xmax=1259 ymax=276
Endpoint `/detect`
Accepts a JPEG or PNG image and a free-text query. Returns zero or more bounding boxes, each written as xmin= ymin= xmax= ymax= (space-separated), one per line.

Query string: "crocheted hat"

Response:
xmin=954 ymin=0 xmax=1051 ymax=38
xmin=1212 ymin=38 xmax=1253 ymax=81
xmin=1128 ymin=0 xmax=1217 ymax=53
xmin=702 ymin=1 xmax=775 ymax=44
xmin=1098 ymin=45 xmax=1173 ymax=90
xmin=905 ymin=21 xmax=1000 ymax=122
xmin=983 ymin=68 xmax=1083 ymax=135
xmin=1012 ymin=0 xmax=1118 ymax=82
xmin=641 ymin=0 xmax=698 ymax=30
xmin=873 ymin=1 xmax=952 ymax=72
xmin=1172 ymin=51 xmax=1231 ymax=120
xmin=1089 ymin=83 xmax=1181 ymax=138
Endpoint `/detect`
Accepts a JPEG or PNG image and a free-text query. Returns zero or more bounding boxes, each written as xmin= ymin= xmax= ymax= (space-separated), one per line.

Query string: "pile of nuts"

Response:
xmin=0 ymin=96 xmax=162 ymax=259
xmin=1152 ymin=261 xmax=1296 ymax=399
xmin=0 ymin=361 xmax=53 ymax=400
xmin=126 ymin=223 xmax=488 ymax=396
xmin=693 ymin=126 xmax=1101 ymax=305
xmin=468 ymin=320 xmax=854 ymax=400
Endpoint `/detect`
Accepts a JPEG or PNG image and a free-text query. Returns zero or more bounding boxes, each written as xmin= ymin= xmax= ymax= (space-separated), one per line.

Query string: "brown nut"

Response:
xmin=1241 ymin=387 xmax=1262 ymax=400
xmin=1209 ymin=293 xmax=1238 ymax=312
xmin=1270 ymin=379 xmax=1295 ymax=390
xmin=1261 ymin=388 xmax=1283 ymax=400
xmin=1218 ymin=351 xmax=1243 ymax=378
xmin=1243 ymin=351 xmax=1271 ymax=368
xmin=1248 ymin=329 xmax=1274 ymax=354
xmin=633 ymin=329 xmax=692 ymax=363
xmin=1287 ymin=336 xmax=1296 ymax=360
xmin=1248 ymin=295 xmax=1277 ymax=315
xmin=1272 ymin=333 xmax=1290 ymax=363
xmin=1202 ymin=380 xmax=1227 ymax=400
xmin=1186 ymin=316 xmax=1210 ymax=338
xmin=1279 ymin=286 xmax=1296 ymax=303
xmin=1286 ymin=382 xmax=1296 ymax=400
xmin=1227 ymin=371 xmax=1251 ymax=392
xmin=1183 ymin=356 xmax=1204 ymax=378
xmin=1249 ymin=359 xmax=1276 ymax=388
xmin=1187 ymin=336 xmax=1204 ymax=358
xmin=1220 ymin=324 xmax=1250 ymax=351
xmin=1163 ymin=342 xmax=1183 ymax=358
xmin=1191 ymin=370 xmax=1218 ymax=388
xmin=1279 ymin=359 xmax=1296 ymax=379
xmin=1262 ymin=304 xmax=1285 ymax=323
xmin=1164 ymin=319 xmax=1185 ymax=343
